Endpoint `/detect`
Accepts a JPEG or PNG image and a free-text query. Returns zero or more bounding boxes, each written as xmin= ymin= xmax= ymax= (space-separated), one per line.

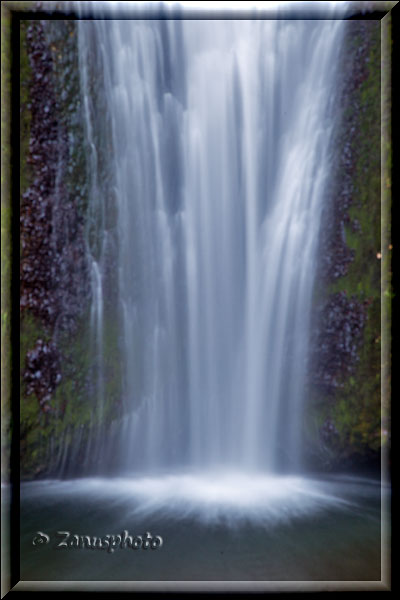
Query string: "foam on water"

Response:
xmin=22 ymin=474 xmax=357 ymax=526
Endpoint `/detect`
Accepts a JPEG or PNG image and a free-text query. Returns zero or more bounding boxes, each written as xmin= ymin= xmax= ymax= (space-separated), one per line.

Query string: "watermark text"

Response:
xmin=32 ymin=530 xmax=163 ymax=552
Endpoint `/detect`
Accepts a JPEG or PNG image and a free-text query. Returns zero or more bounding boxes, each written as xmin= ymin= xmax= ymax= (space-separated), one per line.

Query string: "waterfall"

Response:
xmin=75 ymin=5 xmax=345 ymax=476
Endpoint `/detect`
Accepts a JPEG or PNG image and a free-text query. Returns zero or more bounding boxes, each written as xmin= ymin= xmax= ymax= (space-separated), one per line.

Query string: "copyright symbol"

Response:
xmin=32 ymin=531 xmax=50 ymax=546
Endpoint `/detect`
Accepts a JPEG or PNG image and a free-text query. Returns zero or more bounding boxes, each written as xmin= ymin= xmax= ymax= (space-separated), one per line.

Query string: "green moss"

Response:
xmin=54 ymin=311 xmax=92 ymax=423
xmin=18 ymin=21 xmax=53 ymax=477
xmin=18 ymin=20 xmax=100 ymax=478
xmin=20 ymin=309 xmax=92 ymax=477
xmin=331 ymin=302 xmax=381 ymax=456
xmin=331 ymin=28 xmax=381 ymax=459
xmin=20 ymin=304 xmax=124 ymax=476
xmin=0 ymin=204 xmax=11 ymax=396
xmin=329 ymin=31 xmax=381 ymax=303
xmin=20 ymin=21 xmax=32 ymax=199
xmin=308 ymin=23 xmax=383 ymax=467
xmin=20 ymin=312 xmax=52 ymax=477
xmin=20 ymin=313 xmax=49 ymax=372
xmin=102 ymin=313 xmax=123 ymax=412
xmin=45 ymin=20 xmax=89 ymax=216
xmin=20 ymin=313 xmax=49 ymax=434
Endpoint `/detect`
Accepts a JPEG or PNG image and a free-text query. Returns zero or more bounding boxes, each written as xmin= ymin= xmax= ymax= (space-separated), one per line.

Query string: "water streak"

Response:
xmin=74 ymin=5 xmax=344 ymax=475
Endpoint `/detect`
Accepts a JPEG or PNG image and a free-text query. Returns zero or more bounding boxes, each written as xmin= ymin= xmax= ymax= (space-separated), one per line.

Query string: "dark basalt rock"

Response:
xmin=311 ymin=291 xmax=368 ymax=395
xmin=306 ymin=20 xmax=381 ymax=471
xmin=20 ymin=21 xmax=90 ymax=412
xmin=24 ymin=339 xmax=61 ymax=413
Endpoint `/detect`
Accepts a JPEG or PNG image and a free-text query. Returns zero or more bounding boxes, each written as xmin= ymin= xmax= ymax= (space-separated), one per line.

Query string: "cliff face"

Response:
xmin=20 ymin=19 xmax=92 ymax=477
xmin=305 ymin=19 xmax=388 ymax=472
xmin=19 ymin=19 xmax=123 ymax=479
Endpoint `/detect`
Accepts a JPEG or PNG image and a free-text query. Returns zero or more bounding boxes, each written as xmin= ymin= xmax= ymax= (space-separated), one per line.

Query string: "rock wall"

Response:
xmin=19 ymin=18 xmax=123 ymax=479
xmin=305 ymin=19 xmax=387 ymax=472
xmin=19 ymin=19 xmax=91 ymax=477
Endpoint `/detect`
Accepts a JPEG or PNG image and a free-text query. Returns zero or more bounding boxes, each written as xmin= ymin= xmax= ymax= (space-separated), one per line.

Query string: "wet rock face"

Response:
xmin=305 ymin=20 xmax=383 ymax=470
xmin=311 ymin=291 xmax=368 ymax=395
xmin=20 ymin=20 xmax=89 ymax=412
xmin=317 ymin=22 xmax=371 ymax=286
xmin=24 ymin=339 xmax=61 ymax=413
xmin=310 ymin=23 xmax=374 ymax=393
xmin=320 ymin=416 xmax=339 ymax=445
xmin=20 ymin=21 xmax=88 ymax=329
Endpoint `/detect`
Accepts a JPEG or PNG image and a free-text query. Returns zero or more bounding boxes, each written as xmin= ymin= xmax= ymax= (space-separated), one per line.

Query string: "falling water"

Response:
xmin=18 ymin=9 xmax=386 ymax=584
xmin=74 ymin=6 xmax=345 ymax=476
